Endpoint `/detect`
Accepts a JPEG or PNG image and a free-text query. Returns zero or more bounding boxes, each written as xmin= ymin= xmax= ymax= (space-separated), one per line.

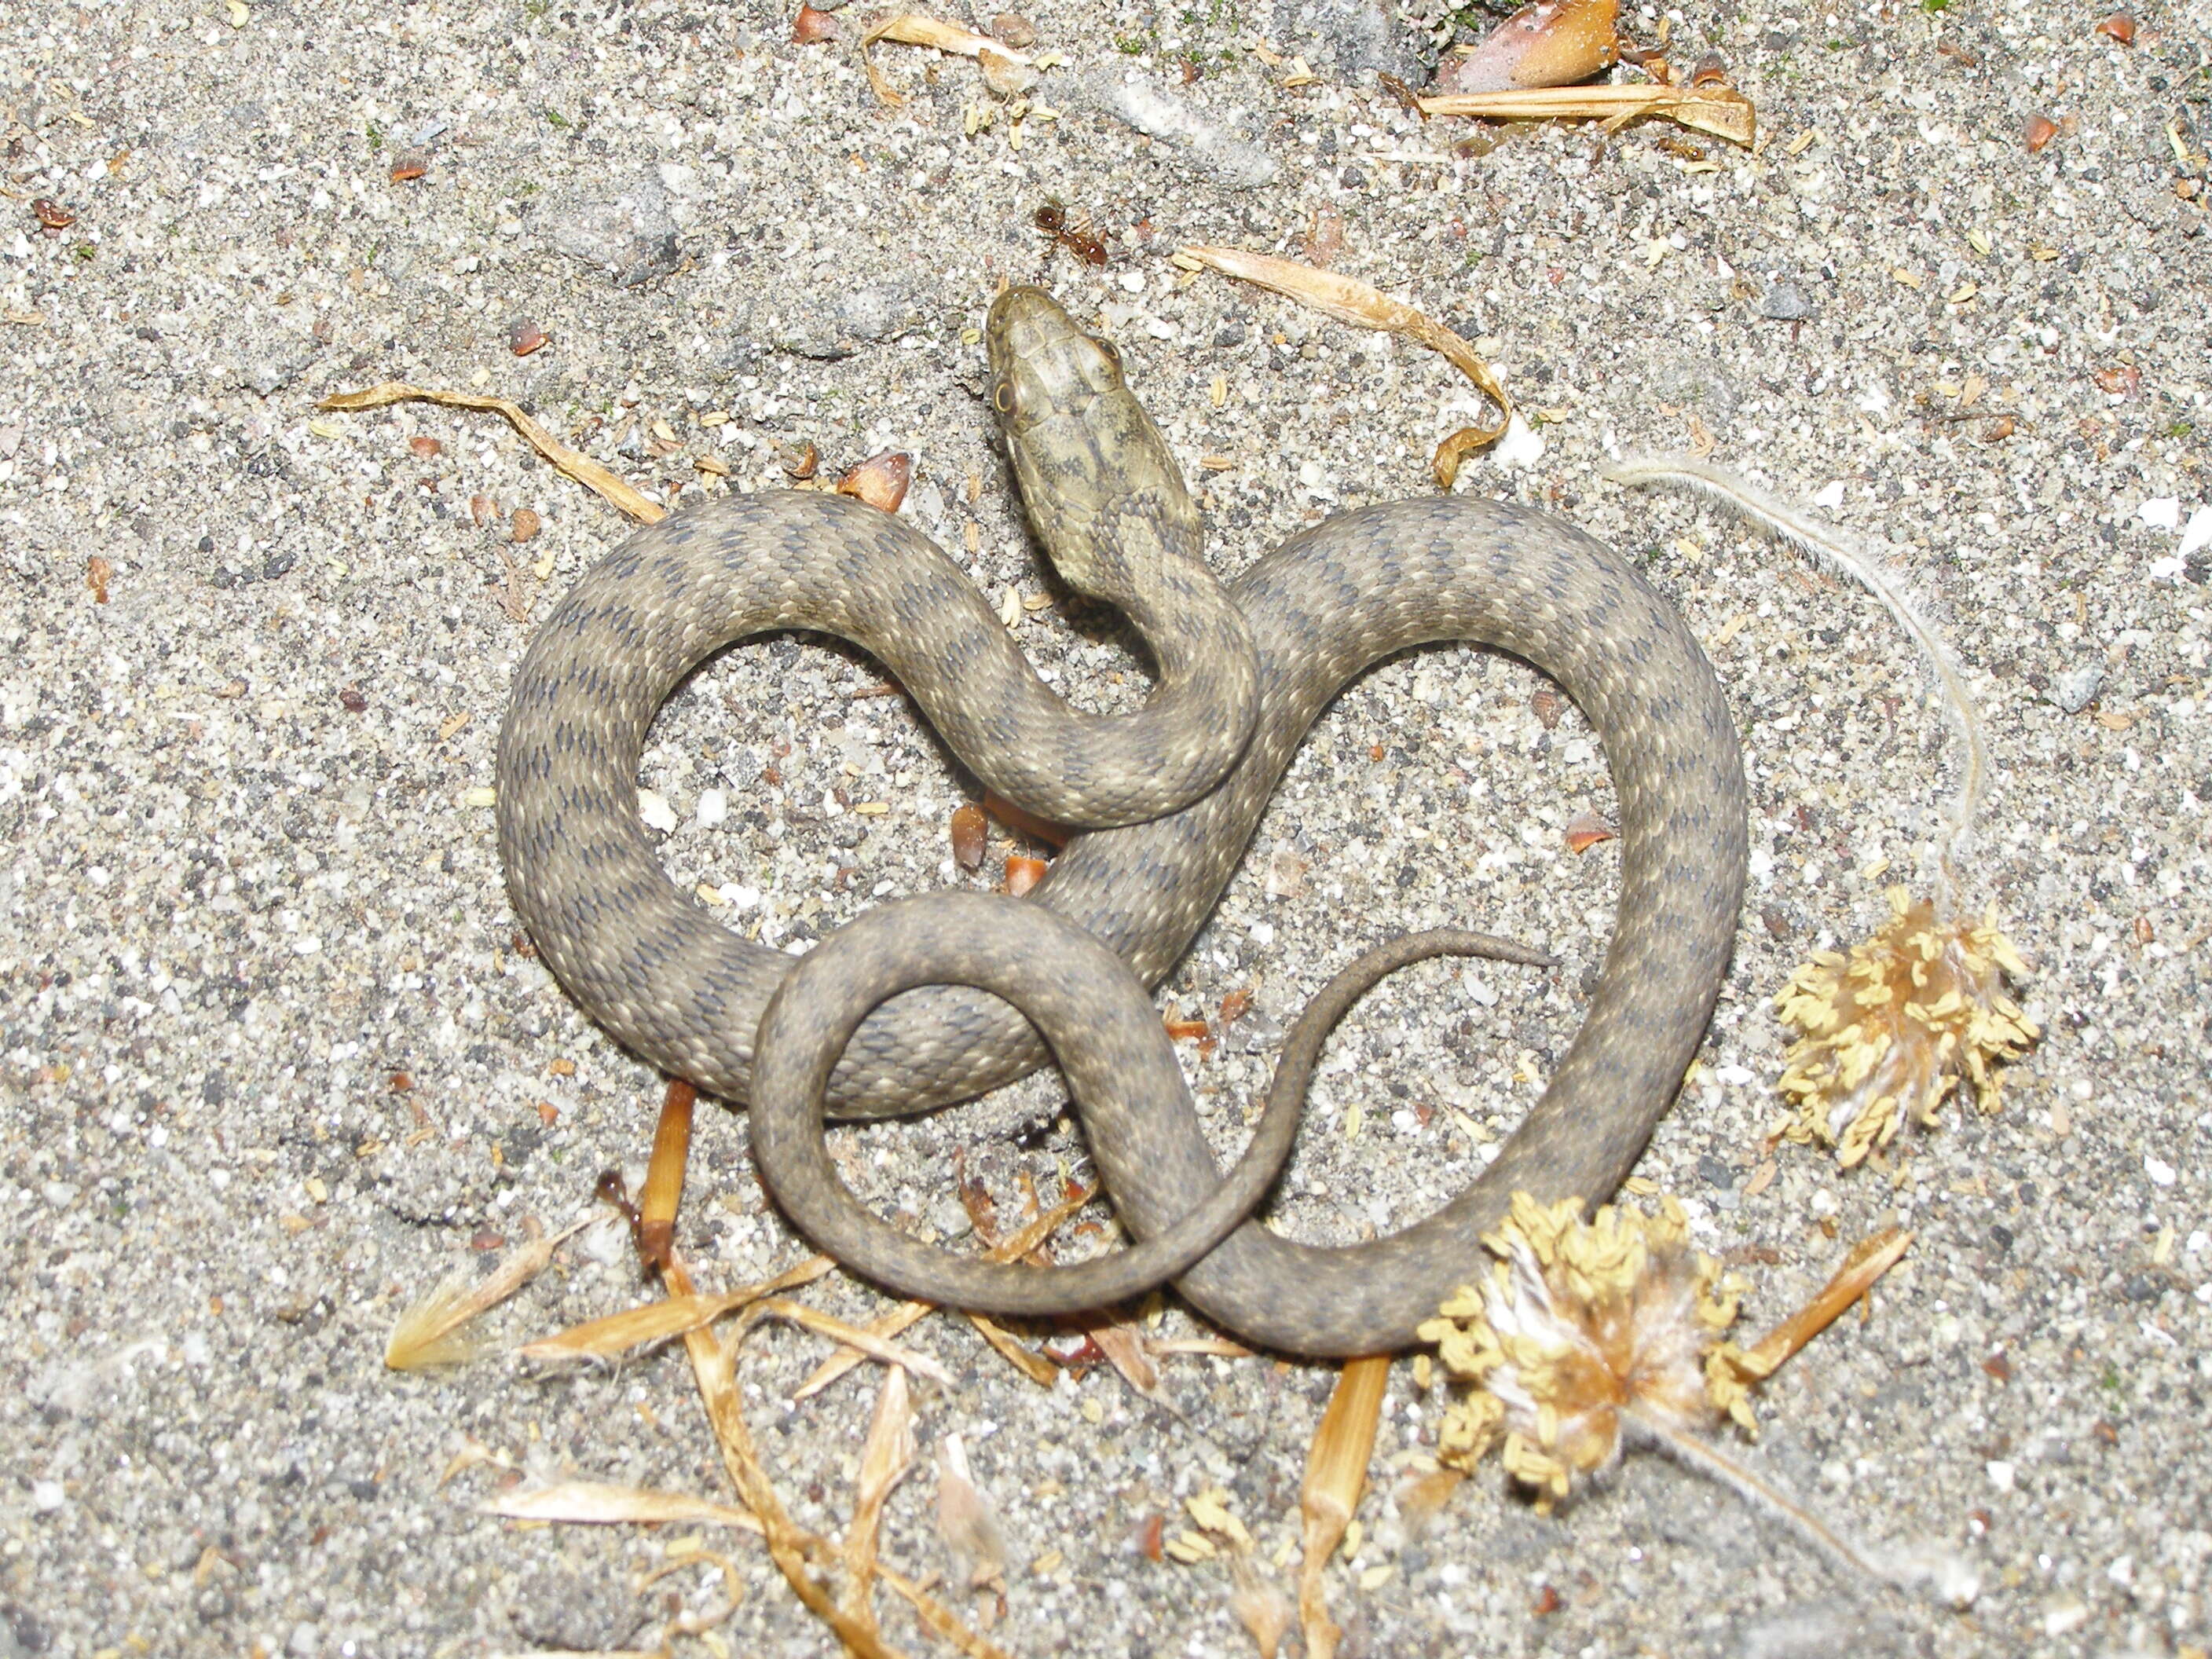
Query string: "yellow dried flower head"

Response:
xmin=1415 ymin=1192 xmax=1749 ymax=1510
xmin=1775 ymin=888 xmax=2038 ymax=1166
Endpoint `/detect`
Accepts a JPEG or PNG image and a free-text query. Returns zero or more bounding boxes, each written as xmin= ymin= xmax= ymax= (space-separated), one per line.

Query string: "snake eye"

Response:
xmin=1093 ymin=337 xmax=1123 ymax=373
xmin=991 ymin=377 xmax=1018 ymax=417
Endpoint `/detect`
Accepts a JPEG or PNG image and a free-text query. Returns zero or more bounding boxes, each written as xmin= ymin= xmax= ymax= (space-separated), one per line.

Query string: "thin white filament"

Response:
xmin=1604 ymin=456 xmax=1987 ymax=904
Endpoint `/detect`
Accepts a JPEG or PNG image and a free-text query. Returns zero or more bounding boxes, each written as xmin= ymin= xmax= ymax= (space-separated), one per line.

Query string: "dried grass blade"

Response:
xmin=859 ymin=13 xmax=1030 ymax=107
xmin=1417 ymin=83 xmax=1756 ymax=145
xmin=1174 ymin=246 xmax=1512 ymax=485
xmin=317 ymin=383 xmax=665 ymax=522
xmin=665 ymin=1251 xmax=913 ymax=1659
xmin=843 ymin=1367 xmax=917 ymax=1639
xmin=876 ymin=1564 xmax=1020 ymax=1659
xmin=386 ymin=1213 xmax=600 ymax=1371
xmin=1085 ymin=1318 xmax=1165 ymax=1401
xmin=794 ymin=1302 xmax=937 ymax=1401
xmin=792 ymin=1182 xmax=1094 ymax=1400
xmin=1147 ymin=1336 xmax=1254 ymax=1358
xmin=964 ymin=1312 xmax=1060 ymax=1386
xmin=747 ymin=1298 xmax=954 ymax=1386
xmin=515 ymin=1255 xmax=837 ymax=1362
xmin=1733 ymin=1228 xmax=1914 ymax=1380
xmin=1229 ymin=1551 xmax=1295 ymax=1659
xmin=1298 ymin=1355 xmax=1390 ymax=1659
xmin=866 ymin=12 xmax=1027 ymax=61
xmin=481 ymin=1478 xmax=762 ymax=1536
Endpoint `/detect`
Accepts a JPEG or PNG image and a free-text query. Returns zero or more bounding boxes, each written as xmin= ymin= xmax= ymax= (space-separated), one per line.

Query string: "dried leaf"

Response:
xmin=980 ymin=789 xmax=1071 ymax=849
xmin=1729 ymin=1228 xmax=1914 ymax=1380
xmin=837 ymin=450 xmax=912 ymax=513
xmin=660 ymin=1250 xmax=910 ymax=1659
xmin=935 ymin=1433 xmax=1007 ymax=1588
xmin=639 ymin=1075 xmax=696 ymax=1268
xmin=742 ymin=1298 xmax=957 ymax=1386
xmin=1174 ymin=245 xmax=1512 ymax=485
xmin=1086 ymin=1318 xmax=1164 ymax=1401
xmin=317 ymin=383 xmax=664 ymax=523
xmin=1418 ymin=82 xmax=1756 ymax=148
xmin=950 ymin=802 xmax=989 ymax=870
xmin=1436 ymin=0 xmax=1620 ymax=96
xmin=963 ymin=1311 xmax=1060 ymax=1386
xmin=1564 ymin=811 xmax=1617 ymax=854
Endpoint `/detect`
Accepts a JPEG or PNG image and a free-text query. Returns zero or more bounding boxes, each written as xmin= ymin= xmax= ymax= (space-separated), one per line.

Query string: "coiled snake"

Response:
xmin=496 ymin=287 xmax=1747 ymax=1356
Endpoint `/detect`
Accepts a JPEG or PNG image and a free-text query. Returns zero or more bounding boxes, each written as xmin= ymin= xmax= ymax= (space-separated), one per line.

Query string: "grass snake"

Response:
xmin=496 ymin=287 xmax=1748 ymax=1356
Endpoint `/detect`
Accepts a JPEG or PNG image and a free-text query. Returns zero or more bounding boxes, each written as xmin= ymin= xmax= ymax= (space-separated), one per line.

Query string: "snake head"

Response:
xmin=984 ymin=286 xmax=1201 ymax=605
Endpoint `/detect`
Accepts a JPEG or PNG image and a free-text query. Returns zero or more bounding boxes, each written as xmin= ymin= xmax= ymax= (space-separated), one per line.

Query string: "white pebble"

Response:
xmin=637 ymin=790 xmax=678 ymax=834
xmin=2179 ymin=506 xmax=2212 ymax=558
xmin=2144 ymin=1155 xmax=2177 ymax=1187
xmin=1490 ymin=413 xmax=1544 ymax=470
xmin=697 ymin=789 xmax=728 ymax=828
xmin=1985 ymin=1459 xmax=2016 ymax=1492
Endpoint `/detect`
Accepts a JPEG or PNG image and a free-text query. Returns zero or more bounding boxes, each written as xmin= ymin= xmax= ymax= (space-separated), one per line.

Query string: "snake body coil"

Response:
xmin=496 ymin=287 xmax=1748 ymax=1356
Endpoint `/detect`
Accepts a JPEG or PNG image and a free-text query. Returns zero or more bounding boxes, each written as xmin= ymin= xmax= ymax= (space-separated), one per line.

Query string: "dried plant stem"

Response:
xmin=1620 ymin=1406 xmax=1886 ymax=1584
xmin=639 ymin=1076 xmax=696 ymax=1268
xmin=661 ymin=1250 xmax=914 ymax=1659
xmin=1605 ymin=456 xmax=1987 ymax=903
xmin=1733 ymin=1227 xmax=1914 ymax=1380
xmin=1299 ymin=1356 xmax=1391 ymax=1659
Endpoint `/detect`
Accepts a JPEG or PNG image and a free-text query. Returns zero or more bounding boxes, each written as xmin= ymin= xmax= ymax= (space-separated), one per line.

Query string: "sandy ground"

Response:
xmin=3 ymin=0 xmax=2209 ymax=1654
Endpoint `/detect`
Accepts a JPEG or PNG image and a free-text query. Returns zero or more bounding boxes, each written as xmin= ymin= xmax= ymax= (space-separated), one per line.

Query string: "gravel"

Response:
xmin=2 ymin=1 xmax=2208 ymax=1655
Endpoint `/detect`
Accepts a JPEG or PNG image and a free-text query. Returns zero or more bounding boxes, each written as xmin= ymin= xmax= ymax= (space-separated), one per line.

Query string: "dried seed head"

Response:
xmin=1774 ymin=888 xmax=2038 ymax=1166
xmin=1418 ymin=1192 xmax=1749 ymax=1509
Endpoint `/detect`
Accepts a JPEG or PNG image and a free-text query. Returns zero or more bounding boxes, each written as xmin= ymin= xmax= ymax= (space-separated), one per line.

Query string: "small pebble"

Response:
xmin=2050 ymin=665 xmax=2103 ymax=712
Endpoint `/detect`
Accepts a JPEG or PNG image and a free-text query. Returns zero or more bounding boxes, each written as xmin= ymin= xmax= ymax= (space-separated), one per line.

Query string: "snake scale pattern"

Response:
xmin=497 ymin=287 xmax=1748 ymax=1356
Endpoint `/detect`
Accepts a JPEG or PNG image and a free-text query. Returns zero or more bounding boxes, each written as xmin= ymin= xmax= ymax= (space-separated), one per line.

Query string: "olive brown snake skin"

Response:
xmin=496 ymin=287 xmax=1748 ymax=1357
